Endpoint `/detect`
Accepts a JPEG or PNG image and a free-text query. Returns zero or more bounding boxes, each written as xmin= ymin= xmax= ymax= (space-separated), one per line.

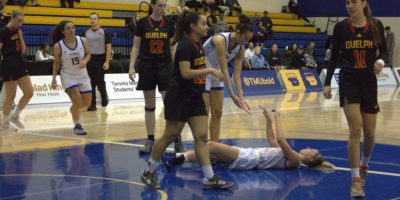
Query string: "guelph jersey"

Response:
xmin=325 ymin=18 xmax=388 ymax=85
xmin=135 ymin=16 xmax=174 ymax=59
xmin=203 ymin=32 xmax=243 ymax=69
xmin=172 ymin=35 xmax=206 ymax=96
xmin=59 ymin=36 xmax=86 ymax=75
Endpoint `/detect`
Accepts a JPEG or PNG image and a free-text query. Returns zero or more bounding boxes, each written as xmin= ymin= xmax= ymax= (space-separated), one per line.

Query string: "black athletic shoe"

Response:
xmin=141 ymin=170 xmax=159 ymax=189
xmin=101 ymin=98 xmax=109 ymax=107
xmin=203 ymin=175 xmax=234 ymax=190
xmin=87 ymin=105 xmax=97 ymax=111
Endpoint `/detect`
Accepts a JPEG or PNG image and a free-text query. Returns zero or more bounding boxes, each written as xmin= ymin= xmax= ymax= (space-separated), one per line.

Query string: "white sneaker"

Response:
xmin=2 ymin=122 xmax=18 ymax=132
xmin=10 ymin=114 xmax=25 ymax=129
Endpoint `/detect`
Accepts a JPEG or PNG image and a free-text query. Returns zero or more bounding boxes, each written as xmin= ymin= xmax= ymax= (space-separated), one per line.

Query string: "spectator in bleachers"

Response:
xmin=6 ymin=0 xmax=37 ymax=6
xmin=176 ymin=0 xmax=189 ymax=15
xmin=261 ymin=11 xmax=273 ymax=40
xmin=280 ymin=46 xmax=294 ymax=69
xmin=225 ymin=0 xmax=241 ymax=15
xmin=185 ymin=0 xmax=203 ymax=11
xmin=214 ymin=0 xmax=230 ymax=16
xmin=265 ymin=44 xmax=281 ymax=68
xmin=244 ymin=42 xmax=254 ymax=69
xmin=35 ymin=42 xmax=54 ymax=61
xmin=250 ymin=46 xmax=270 ymax=70
xmin=288 ymin=0 xmax=312 ymax=24
xmin=207 ymin=9 xmax=224 ymax=34
xmin=385 ymin=26 xmax=395 ymax=68
xmin=253 ymin=21 xmax=267 ymax=46
xmin=60 ymin=0 xmax=80 ymax=8
xmin=304 ymin=43 xmax=318 ymax=70
xmin=292 ymin=45 xmax=305 ymax=69
xmin=290 ymin=43 xmax=297 ymax=52
xmin=324 ymin=44 xmax=332 ymax=69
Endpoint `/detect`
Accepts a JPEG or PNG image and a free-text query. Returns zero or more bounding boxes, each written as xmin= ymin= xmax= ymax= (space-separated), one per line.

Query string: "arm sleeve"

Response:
xmin=176 ymin=41 xmax=191 ymax=63
xmin=377 ymin=20 xmax=389 ymax=65
xmin=324 ymin=23 xmax=341 ymax=86
xmin=104 ymin=29 xmax=112 ymax=44
xmin=134 ymin=18 xmax=144 ymax=37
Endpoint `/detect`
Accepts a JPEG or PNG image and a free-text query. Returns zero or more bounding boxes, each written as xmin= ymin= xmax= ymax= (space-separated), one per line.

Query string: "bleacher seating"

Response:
xmin=10 ymin=0 xmax=328 ymax=67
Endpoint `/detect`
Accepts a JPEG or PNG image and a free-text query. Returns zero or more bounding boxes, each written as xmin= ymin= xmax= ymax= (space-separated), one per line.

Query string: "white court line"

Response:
xmin=19 ymin=131 xmax=175 ymax=151
xmin=325 ymin=156 xmax=400 ymax=167
xmin=335 ymin=167 xmax=400 ymax=177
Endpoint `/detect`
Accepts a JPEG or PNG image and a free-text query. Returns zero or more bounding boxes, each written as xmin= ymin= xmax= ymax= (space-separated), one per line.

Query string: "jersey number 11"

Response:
xmin=353 ymin=50 xmax=367 ymax=68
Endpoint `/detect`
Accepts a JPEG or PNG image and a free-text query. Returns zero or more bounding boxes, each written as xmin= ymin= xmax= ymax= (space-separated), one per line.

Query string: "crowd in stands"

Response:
xmin=243 ymin=41 xmax=323 ymax=72
xmin=184 ymin=0 xmax=242 ymax=16
xmin=1 ymin=0 xmax=356 ymax=75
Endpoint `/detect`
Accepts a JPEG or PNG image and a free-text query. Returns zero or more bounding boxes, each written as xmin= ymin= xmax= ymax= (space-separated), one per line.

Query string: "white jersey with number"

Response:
xmin=203 ymin=32 xmax=243 ymax=70
xmin=59 ymin=36 xmax=86 ymax=75
xmin=58 ymin=36 xmax=91 ymax=92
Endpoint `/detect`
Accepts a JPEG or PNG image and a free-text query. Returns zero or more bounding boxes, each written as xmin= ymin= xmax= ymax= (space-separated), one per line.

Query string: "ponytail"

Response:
xmin=363 ymin=2 xmax=381 ymax=47
xmin=52 ymin=20 xmax=72 ymax=44
xmin=172 ymin=11 xmax=202 ymax=45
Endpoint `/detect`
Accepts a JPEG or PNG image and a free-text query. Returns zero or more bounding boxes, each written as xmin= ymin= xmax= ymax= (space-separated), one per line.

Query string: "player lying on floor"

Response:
xmin=164 ymin=106 xmax=335 ymax=171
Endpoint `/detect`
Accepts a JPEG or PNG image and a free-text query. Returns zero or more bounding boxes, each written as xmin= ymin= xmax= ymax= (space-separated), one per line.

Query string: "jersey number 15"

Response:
xmin=71 ymin=57 xmax=80 ymax=65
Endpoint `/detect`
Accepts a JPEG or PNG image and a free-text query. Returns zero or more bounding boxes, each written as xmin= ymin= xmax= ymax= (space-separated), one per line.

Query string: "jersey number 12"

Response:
xmin=150 ymin=40 xmax=164 ymax=54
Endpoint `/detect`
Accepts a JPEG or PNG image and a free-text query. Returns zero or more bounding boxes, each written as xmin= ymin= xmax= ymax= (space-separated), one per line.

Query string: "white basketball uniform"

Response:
xmin=228 ymin=147 xmax=293 ymax=170
xmin=58 ymin=36 xmax=92 ymax=93
xmin=203 ymin=32 xmax=243 ymax=92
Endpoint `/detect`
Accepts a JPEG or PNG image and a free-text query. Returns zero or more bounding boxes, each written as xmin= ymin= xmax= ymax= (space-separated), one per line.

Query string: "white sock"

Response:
xmin=13 ymin=107 xmax=22 ymax=117
xmin=351 ymin=168 xmax=360 ymax=178
xmin=201 ymin=164 xmax=214 ymax=179
xmin=360 ymin=155 xmax=371 ymax=166
xmin=73 ymin=121 xmax=80 ymax=126
xmin=3 ymin=115 xmax=10 ymax=124
xmin=147 ymin=157 xmax=161 ymax=173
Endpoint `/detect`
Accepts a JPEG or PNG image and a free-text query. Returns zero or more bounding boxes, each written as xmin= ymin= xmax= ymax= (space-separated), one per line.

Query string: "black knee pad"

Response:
xmin=145 ymin=107 xmax=156 ymax=112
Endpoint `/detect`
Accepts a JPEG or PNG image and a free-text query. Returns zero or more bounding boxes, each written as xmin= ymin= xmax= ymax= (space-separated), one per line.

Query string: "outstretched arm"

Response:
xmin=274 ymin=112 xmax=302 ymax=167
xmin=259 ymin=106 xmax=278 ymax=147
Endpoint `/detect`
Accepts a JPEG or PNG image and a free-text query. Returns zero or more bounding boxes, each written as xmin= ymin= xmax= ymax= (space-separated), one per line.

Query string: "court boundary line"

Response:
xmin=18 ymin=131 xmax=175 ymax=151
xmin=15 ymin=131 xmax=400 ymax=178
xmin=0 ymin=174 xmax=168 ymax=200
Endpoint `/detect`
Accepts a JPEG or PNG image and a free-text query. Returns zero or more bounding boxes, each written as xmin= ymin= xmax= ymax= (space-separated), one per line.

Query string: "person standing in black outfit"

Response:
xmin=0 ymin=10 xmax=33 ymax=131
xmin=60 ymin=0 xmax=80 ymax=8
xmin=140 ymin=11 xmax=234 ymax=190
xmin=323 ymin=0 xmax=388 ymax=198
xmin=85 ymin=13 xmax=111 ymax=111
xmin=128 ymin=0 xmax=184 ymax=153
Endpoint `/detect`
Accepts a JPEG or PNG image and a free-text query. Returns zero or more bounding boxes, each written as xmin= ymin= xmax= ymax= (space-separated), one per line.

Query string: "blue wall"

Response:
xmin=298 ymin=0 xmax=400 ymax=17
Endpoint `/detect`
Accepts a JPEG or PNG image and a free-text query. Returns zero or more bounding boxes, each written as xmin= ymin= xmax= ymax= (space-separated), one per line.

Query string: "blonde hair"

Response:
xmin=11 ymin=10 xmax=24 ymax=19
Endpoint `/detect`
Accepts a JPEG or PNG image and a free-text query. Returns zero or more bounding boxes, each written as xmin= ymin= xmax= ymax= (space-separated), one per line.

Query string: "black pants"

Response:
xmin=87 ymin=55 xmax=108 ymax=106
xmin=289 ymin=6 xmax=310 ymax=23
xmin=186 ymin=0 xmax=203 ymax=11
xmin=60 ymin=0 xmax=80 ymax=8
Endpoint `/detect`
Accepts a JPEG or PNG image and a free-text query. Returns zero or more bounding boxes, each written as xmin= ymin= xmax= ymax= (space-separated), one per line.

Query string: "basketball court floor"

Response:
xmin=1 ymin=87 xmax=400 ymax=200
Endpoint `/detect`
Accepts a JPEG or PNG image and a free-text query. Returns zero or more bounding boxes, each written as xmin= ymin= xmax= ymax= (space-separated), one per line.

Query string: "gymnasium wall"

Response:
xmin=298 ymin=0 xmax=400 ymax=66
xmin=81 ymin=0 xmax=286 ymax=13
